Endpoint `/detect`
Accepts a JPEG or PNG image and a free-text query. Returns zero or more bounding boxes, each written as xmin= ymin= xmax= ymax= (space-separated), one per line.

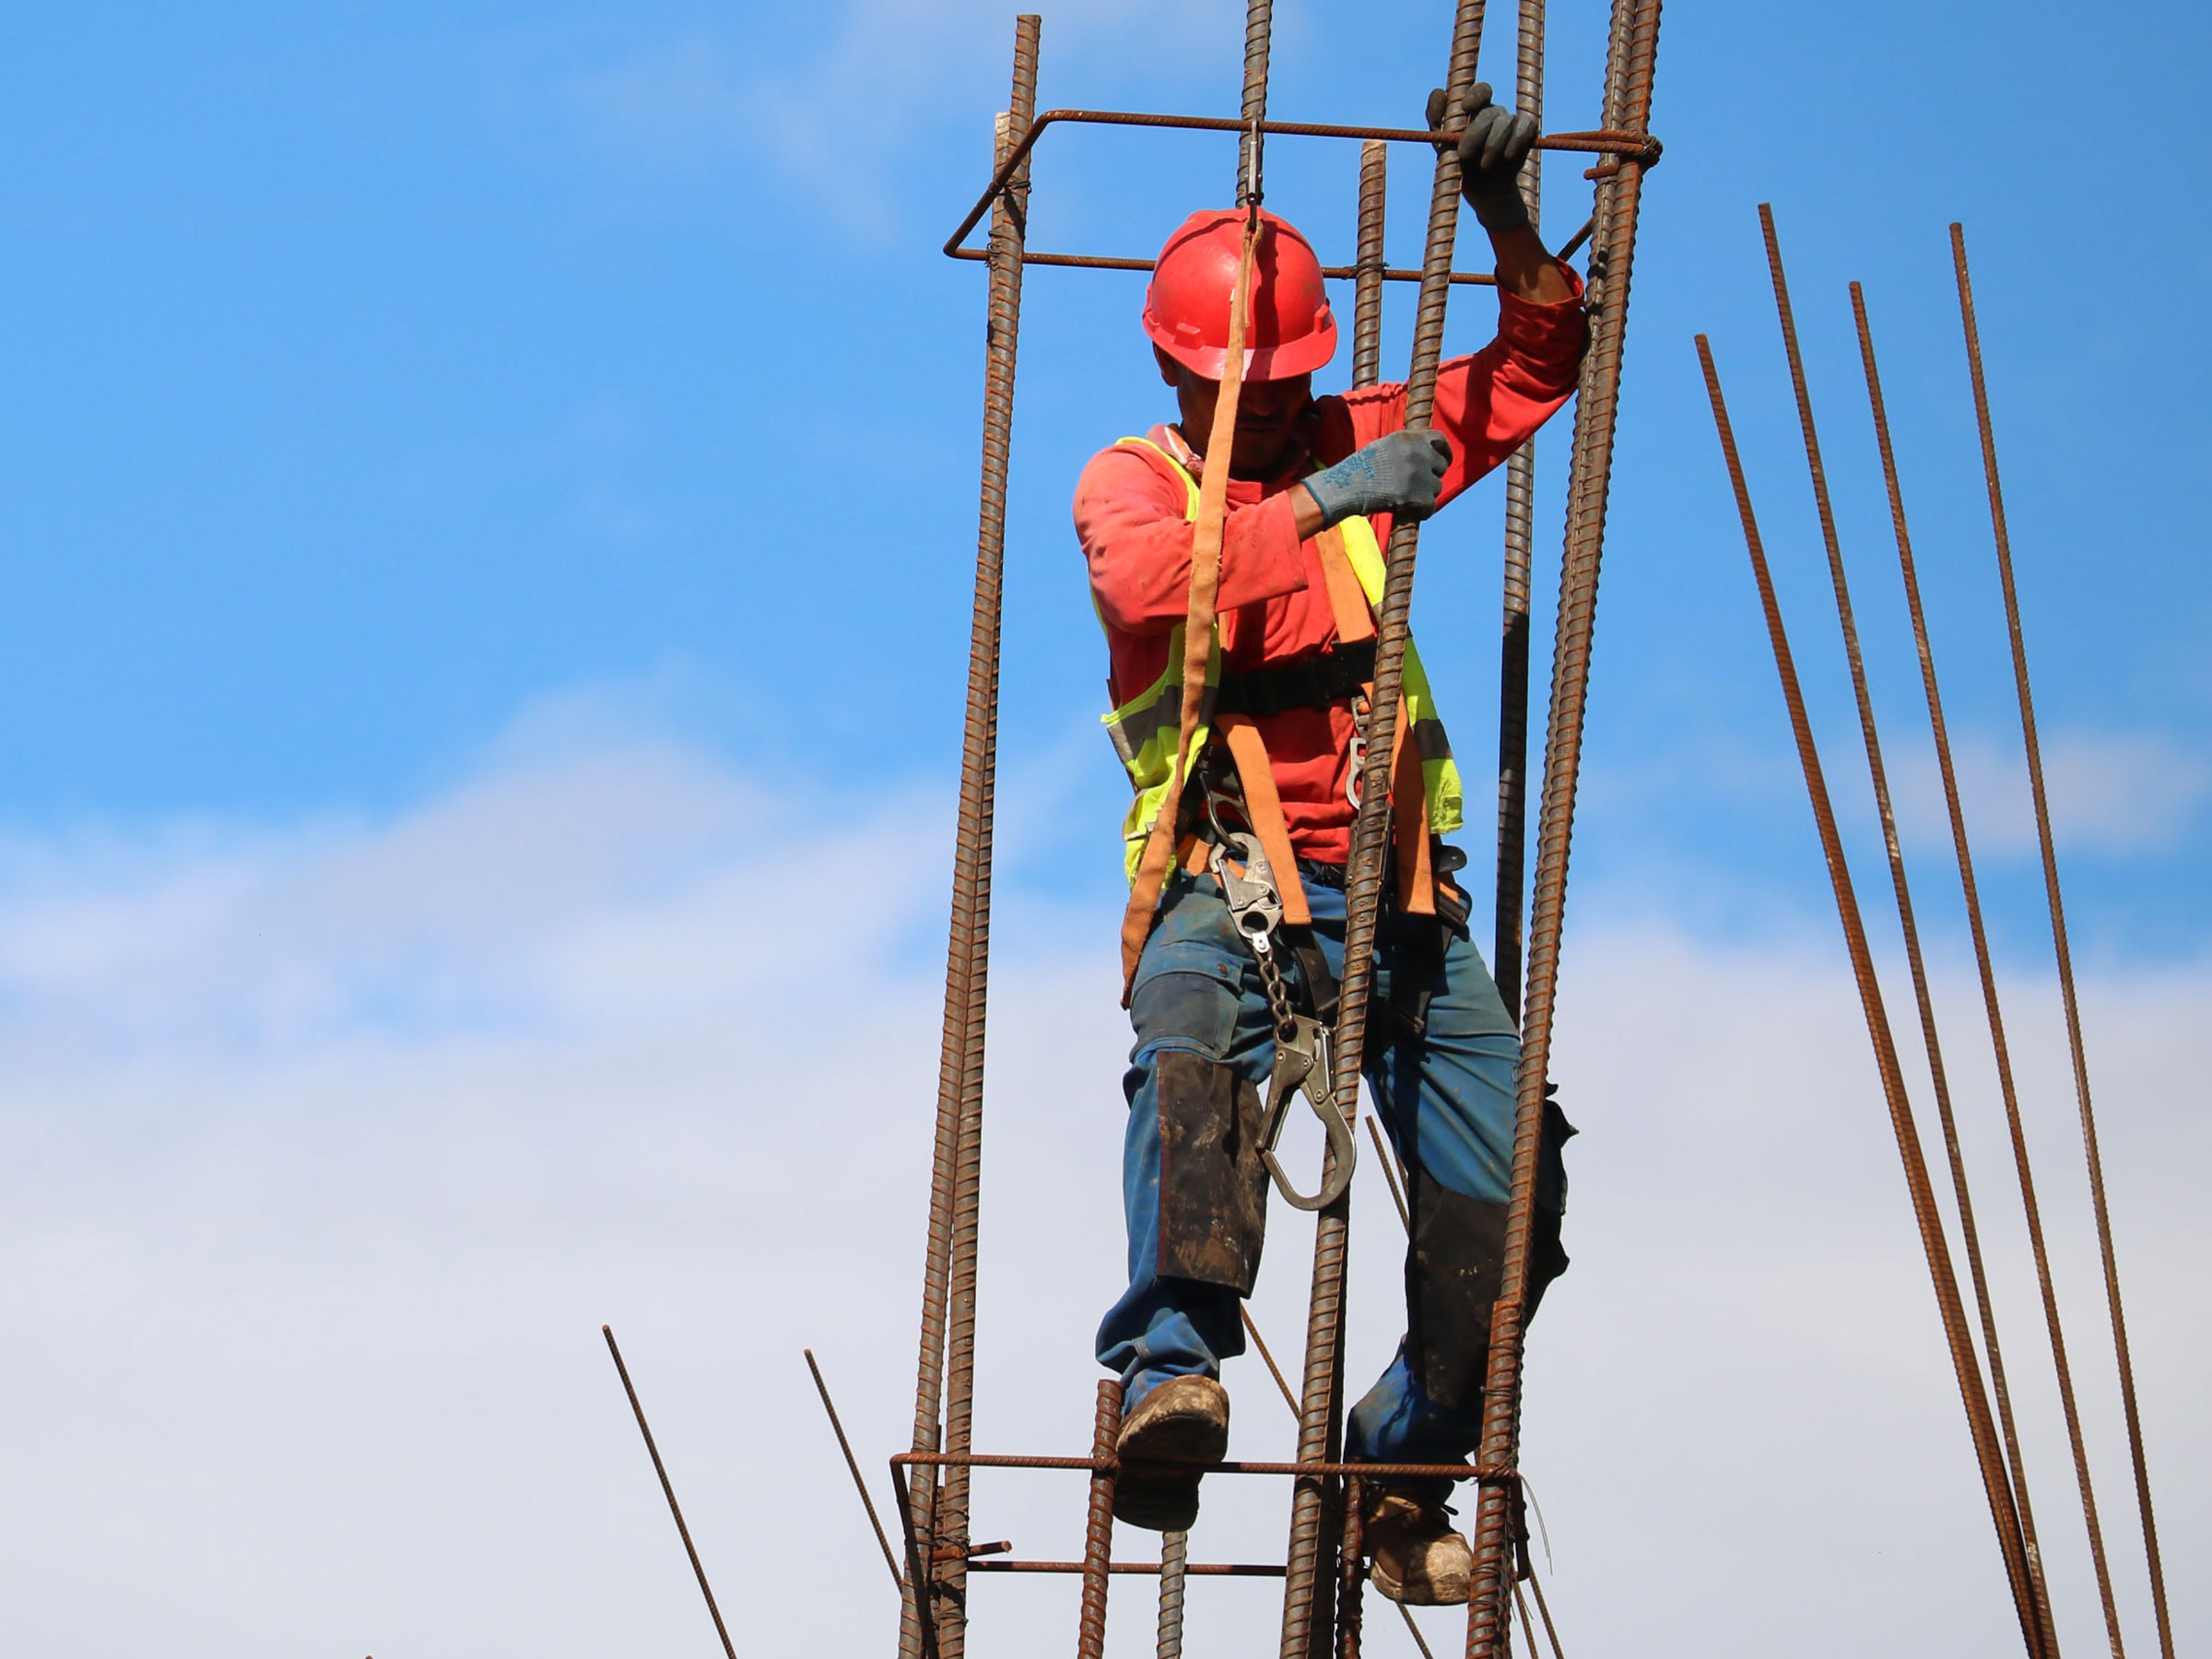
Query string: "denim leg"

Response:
xmin=1347 ymin=901 xmax=1570 ymax=1489
xmin=1096 ymin=877 xmax=1280 ymax=1413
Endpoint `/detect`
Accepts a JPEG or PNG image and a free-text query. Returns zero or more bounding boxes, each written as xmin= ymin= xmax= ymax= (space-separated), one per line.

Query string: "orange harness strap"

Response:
xmin=1116 ymin=213 xmax=1261 ymax=1004
xmin=1318 ymin=528 xmax=1434 ymax=916
xmin=1313 ymin=526 xmax=1376 ymax=646
xmin=1217 ymin=716 xmax=1312 ymax=927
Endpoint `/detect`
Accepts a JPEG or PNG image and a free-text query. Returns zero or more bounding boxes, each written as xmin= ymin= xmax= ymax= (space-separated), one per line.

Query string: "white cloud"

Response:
xmin=567 ymin=0 xmax=1243 ymax=229
xmin=0 ymin=696 xmax=2201 ymax=1656
xmin=1889 ymin=725 xmax=2209 ymax=858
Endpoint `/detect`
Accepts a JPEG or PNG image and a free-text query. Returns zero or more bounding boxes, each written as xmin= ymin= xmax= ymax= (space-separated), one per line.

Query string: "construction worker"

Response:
xmin=1075 ymin=87 xmax=1583 ymax=1605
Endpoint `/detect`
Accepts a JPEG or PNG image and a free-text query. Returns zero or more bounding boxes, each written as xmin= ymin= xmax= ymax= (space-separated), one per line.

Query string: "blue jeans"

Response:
xmin=1096 ymin=867 xmax=1568 ymax=1489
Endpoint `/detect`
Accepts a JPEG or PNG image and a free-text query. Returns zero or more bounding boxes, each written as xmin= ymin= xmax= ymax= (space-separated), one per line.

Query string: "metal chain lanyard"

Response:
xmin=1209 ymin=815 xmax=1356 ymax=1213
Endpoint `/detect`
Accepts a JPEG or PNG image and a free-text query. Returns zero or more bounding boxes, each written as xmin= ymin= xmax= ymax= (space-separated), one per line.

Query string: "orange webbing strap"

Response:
xmin=1117 ymin=208 xmax=1263 ymax=1004
xmin=1217 ymin=716 xmax=1312 ymax=927
xmin=1390 ymin=701 xmax=1436 ymax=918
xmin=1312 ymin=527 xmax=1376 ymax=645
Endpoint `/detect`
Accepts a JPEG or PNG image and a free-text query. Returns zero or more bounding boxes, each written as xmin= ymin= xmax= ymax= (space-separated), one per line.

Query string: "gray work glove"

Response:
xmin=1427 ymin=82 xmax=1538 ymax=233
xmin=1300 ymin=429 xmax=1453 ymax=527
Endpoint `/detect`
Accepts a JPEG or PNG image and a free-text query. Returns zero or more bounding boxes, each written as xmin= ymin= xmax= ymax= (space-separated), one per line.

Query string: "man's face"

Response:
xmin=1156 ymin=347 xmax=1312 ymax=478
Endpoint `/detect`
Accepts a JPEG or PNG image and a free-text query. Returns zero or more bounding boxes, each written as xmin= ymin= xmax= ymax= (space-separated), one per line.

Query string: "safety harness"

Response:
xmin=1100 ymin=432 xmax=1475 ymax=1209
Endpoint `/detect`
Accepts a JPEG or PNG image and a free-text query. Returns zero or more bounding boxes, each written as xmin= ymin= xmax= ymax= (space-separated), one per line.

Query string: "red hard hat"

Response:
xmin=1143 ymin=207 xmax=1337 ymax=382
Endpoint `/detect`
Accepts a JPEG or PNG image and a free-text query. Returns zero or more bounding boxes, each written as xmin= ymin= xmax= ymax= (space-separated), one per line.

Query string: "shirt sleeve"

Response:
xmin=1073 ymin=444 xmax=1312 ymax=636
xmin=1340 ymin=259 xmax=1590 ymax=510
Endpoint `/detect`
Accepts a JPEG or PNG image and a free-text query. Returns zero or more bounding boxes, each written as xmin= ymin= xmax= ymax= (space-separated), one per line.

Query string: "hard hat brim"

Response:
xmin=1147 ymin=314 xmax=1339 ymax=382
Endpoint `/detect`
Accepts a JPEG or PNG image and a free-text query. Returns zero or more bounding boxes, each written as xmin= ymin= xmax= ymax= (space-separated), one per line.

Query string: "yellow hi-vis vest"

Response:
xmin=1099 ymin=436 xmax=1465 ymax=885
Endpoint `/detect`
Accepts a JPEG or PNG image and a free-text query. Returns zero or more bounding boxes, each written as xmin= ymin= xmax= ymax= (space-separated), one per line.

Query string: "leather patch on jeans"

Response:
xmin=1156 ymin=1050 xmax=1269 ymax=1294
xmin=1405 ymin=1176 xmax=1570 ymax=1413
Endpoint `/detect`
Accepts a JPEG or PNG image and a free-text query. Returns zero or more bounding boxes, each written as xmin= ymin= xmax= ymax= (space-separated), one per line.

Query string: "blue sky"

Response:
xmin=4 ymin=0 xmax=2206 ymax=956
xmin=0 ymin=4 xmax=2204 ymax=1656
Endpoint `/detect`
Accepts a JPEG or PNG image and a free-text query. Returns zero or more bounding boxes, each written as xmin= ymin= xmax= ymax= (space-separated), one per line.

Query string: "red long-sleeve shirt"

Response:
xmin=1075 ymin=268 xmax=1590 ymax=864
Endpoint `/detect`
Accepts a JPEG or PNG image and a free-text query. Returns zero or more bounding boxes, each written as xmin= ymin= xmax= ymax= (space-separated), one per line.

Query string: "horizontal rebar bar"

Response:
xmin=945 ymin=111 xmax=1655 ymax=256
xmin=947 ymin=247 xmax=1500 ymax=285
xmin=895 ymin=1452 xmax=1504 ymax=1480
xmin=973 ymin=1560 xmax=1289 ymax=1576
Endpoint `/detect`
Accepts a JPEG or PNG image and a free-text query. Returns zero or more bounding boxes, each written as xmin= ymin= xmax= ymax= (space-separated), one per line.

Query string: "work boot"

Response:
xmin=1112 ymin=1375 xmax=1230 ymax=1533
xmin=1365 ymin=1487 xmax=1472 ymax=1606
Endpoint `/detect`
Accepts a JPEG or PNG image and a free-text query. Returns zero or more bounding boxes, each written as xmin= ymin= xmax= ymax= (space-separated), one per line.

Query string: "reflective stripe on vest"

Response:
xmin=1097 ymin=436 xmax=1465 ymax=884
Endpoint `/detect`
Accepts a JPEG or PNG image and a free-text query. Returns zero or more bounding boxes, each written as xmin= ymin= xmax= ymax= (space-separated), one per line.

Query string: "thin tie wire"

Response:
xmin=1952 ymin=222 xmax=2175 ymax=1659
xmin=1758 ymin=206 xmax=2053 ymax=1656
xmin=1856 ymin=278 xmax=2136 ymax=1657
xmin=1695 ymin=334 xmax=2044 ymax=1657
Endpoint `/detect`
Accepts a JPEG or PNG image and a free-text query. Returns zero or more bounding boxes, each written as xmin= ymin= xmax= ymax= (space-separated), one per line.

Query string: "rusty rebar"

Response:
xmin=1465 ymin=3 xmax=1663 ymax=1651
xmin=1695 ymin=334 xmax=2044 ymax=1657
xmin=601 ymin=1326 xmax=737 ymax=1659
xmin=1157 ymin=1530 xmax=1189 ymax=1659
xmin=1761 ymin=207 xmax=2054 ymax=1656
xmin=1952 ymin=222 xmax=2173 ymax=1659
xmin=1491 ymin=0 xmax=1547 ymax=1023
xmin=1338 ymin=1473 xmax=1368 ymax=1659
xmin=806 ymin=1347 xmax=904 ymax=1594
xmin=1077 ymin=1380 xmax=1123 ymax=1659
xmin=1239 ymin=0 xmax=1271 ymax=202
xmin=1353 ymin=143 xmax=1389 ymax=389
xmin=943 ymin=113 xmax=1656 ymax=258
xmin=905 ymin=21 xmax=1039 ymax=1659
xmin=1285 ymin=8 xmax=1490 ymax=1654
xmin=897 ymin=1451 xmax=1513 ymax=1480
xmin=947 ymin=248 xmax=1501 ymax=285
xmin=1855 ymin=278 xmax=2118 ymax=1657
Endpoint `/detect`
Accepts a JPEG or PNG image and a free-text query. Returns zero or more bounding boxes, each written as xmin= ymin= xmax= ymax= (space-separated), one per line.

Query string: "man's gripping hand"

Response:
xmin=1426 ymin=82 xmax=1538 ymax=233
xmin=1300 ymin=429 xmax=1453 ymax=529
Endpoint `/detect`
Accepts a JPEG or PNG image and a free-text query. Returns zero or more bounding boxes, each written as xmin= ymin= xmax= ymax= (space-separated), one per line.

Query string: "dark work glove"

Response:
xmin=1426 ymin=82 xmax=1537 ymax=233
xmin=1300 ymin=429 xmax=1453 ymax=527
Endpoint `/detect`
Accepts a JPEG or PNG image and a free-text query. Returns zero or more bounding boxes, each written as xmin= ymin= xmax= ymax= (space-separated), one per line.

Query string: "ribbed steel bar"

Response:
xmin=1856 ymin=280 xmax=2118 ymax=1657
xmin=905 ymin=20 xmax=1039 ymax=1659
xmin=1465 ymin=2 xmax=1661 ymax=1650
xmin=1761 ymin=208 xmax=2052 ymax=1658
xmin=1239 ymin=0 xmax=1272 ymax=202
xmin=1490 ymin=0 xmax=1547 ymax=1022
xmin=1286 ymin=8 xmax=1489 ymax=1654
xmin=1337 ymin=1473 xmax=1368 ymax=1659
xmin=1695 ymin=334 xmax=2044 ymax=1657
xmin=1353 ymin=143 xmax=1389 ymax=388
xmin=1952 ymin=223 xmax=2174 ymax=1659
xmin=944 ymin=113 xmax=1655 ymax=258
xmin=1077 ymin=1380 xmax=1123 ymax=1659
xmin=1156 ymin=1530 xmax=1189 ymax=1659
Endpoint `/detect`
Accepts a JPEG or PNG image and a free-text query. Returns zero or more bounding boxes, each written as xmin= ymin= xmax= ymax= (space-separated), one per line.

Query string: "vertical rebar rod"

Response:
xmin=1952 ymin=223 xmax=2174 ymax=1659
xmin=1856 ymin=280 xmax=2124 ymax=1659
xmin=1465 ymin=3 xmax=1661 ymax=1651
xmin=602 ymin=1326 xmax=739 ymax=1659
xmin=1695 ymin=335 xmax=2044 ymax=1658
xmin=1337 ymin=1474 xmax=1369 ymax=1659
xmin=1238 ymin=0 xmax=1272 ymax=202
xmin=1287 ymin=12 xmax=1489 ymax=1654
xmin=1353 ymin=143 xmax=1389 ymax=390
xmin=1491 ymin=0 xmax=1547 ymax=1021
xmin=1760 ymin=208 xmax=2053 ymax=1659
xmin=1077 ymin=1381 xmax=1124 ymax=1659
xmin=1156 ymin=1530 xmax=1189 ymax=1659
xmin=905 ymin=20 xmax=1040 ymax=1659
